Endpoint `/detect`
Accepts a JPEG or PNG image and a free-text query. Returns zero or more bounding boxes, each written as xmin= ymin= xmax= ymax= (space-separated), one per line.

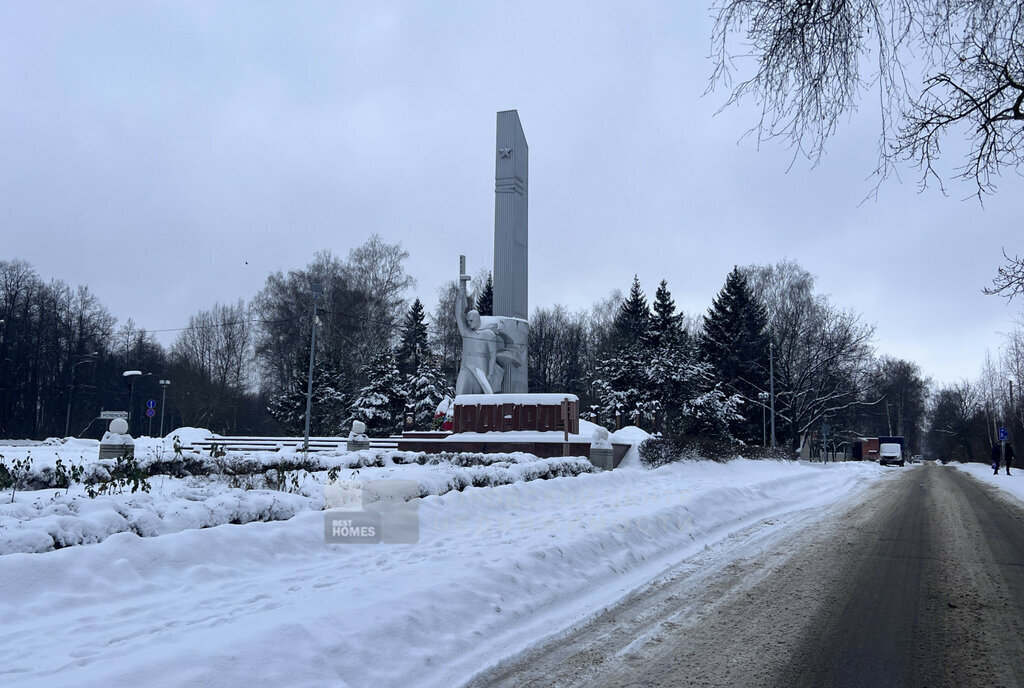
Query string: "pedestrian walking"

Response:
xmin=1006 ymin=442 xmax=1015 ymax=476
xmin=992 ymin=441 xmax=1002 ymax=475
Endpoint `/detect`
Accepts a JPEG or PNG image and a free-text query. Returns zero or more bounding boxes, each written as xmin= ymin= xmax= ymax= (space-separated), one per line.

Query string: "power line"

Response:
xmin=145 ymin=306 xmax=399 ymax=335
xmin=146 ymin=316 xmax=300 ymax=334
xmin=318 ymin=308 xmax=398 ymax=329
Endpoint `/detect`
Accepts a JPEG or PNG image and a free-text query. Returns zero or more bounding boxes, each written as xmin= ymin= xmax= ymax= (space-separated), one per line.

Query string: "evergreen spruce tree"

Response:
xmin=610 ymin=275 xmax=651 ymax=351
xmin=266 ymin=368 xmax=307 ymax=435
xmin=650 ymin=279 xmax=687 ymax=350
xmin=267 ymin=347 xmax=349 ymax=435
xmin=396 ymin=298 xmax=429 ymax=377
xmin=406 ymin=357 xmax=452 ymax=430
xmin=350 ymin=348 xmax=406 ymax=437
xmin=593 ymin=275 xmax=746 ymax=439
xmin=698 ymin=267 xmax=771 ymax=442
xmin=595 ymin=277 xmax=653 ymax=428
xmin=475 ymin=273 xmax=493 ymax=317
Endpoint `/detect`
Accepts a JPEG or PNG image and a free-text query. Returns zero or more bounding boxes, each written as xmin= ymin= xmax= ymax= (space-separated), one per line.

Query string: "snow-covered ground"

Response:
xmin=948 ymin=461 xmax=1024 ymax=504
xmin=0 ymin=438 xmax=594 ymax=555
xmin=0 ymin=454 xmax=892 ymax=688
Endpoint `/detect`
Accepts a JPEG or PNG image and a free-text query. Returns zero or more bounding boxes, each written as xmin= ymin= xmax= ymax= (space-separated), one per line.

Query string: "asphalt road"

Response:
xmin=471 ymin=464 xmax=1024 ymax=688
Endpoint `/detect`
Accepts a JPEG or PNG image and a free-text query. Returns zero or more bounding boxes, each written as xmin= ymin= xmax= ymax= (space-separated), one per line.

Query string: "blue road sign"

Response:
xmin=147 ymin=399 xmax=156 ymax=409
xmin=999 ymin=426 xmax=1009 ymax=441
xmin=145 ymin=407 xmax=156 ymax=418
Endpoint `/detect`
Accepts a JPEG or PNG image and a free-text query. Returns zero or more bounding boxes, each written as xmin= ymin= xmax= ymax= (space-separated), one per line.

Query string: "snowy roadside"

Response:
xmin=946 ymin=461 xmax=1024 ymax=504
xmin=0 ymin=458 xmax=891 ymax=688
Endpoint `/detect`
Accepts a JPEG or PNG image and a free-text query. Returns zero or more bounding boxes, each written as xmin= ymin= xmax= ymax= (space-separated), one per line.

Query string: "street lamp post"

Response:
xmin=122 ymin=370 xmax=147 ymax=435
xmin=769 ymin=340 xmax=776 ymax=449
xmin=65 ymin=352 xmax=98 ymax=437
xmin=159 ymin=379 xmax=171 ymax=437
xmin=1010 ymin=378 xmax=1015 ymax=432
xmin=303 ymin=283 xmax=324 ymax=452
xmin=758 ymin=391 xmax=770 ymax=447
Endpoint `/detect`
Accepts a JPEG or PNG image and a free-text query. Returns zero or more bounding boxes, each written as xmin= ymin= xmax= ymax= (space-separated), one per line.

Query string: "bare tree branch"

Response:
xmin=709 ymin=0 xmax=1024 ymax=196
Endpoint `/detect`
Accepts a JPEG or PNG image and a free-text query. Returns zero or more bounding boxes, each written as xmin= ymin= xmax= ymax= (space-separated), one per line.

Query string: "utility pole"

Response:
xmin=64 ymin=352 xmax=97 ymax=437
xmin=769 ymin=339 xmax=776 ymax=449
xmin=303 ymin=283 xmax=324 ymax=452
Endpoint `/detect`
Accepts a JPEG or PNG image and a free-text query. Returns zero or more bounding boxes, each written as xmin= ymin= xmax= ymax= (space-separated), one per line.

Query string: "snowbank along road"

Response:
xmin=0 ymin=459 xmax=886 ymax=688
xmin=473 ymin=463 xmax=1024 ymax=688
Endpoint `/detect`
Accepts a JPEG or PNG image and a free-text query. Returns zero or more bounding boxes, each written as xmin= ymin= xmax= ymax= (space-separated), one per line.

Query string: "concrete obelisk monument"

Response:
xmin=455 ymin=110 xmax=530 ymax=395
xmin=490 ymin=110 xmax=529 ymax=393
xmin=449 ymin=110 xmax=581 ymax=440
xmin=494 ymin=109 xmax=529 ymax=322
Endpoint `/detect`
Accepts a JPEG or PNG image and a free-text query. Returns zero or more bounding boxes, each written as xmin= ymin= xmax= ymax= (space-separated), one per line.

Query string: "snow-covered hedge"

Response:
xmin=639 ymin=436 xmax=793 ymax=466
xmin=0 ymin=481 xmax=315 ymax=555
xmin=0 ymin=451 xmax=596 ymax=555
xmin=0 ymin=446 xmax=596 ymax=489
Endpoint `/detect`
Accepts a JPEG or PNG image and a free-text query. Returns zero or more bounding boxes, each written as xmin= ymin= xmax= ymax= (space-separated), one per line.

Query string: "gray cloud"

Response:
xmin=0 ymin=1 xmax=1017 ymax=386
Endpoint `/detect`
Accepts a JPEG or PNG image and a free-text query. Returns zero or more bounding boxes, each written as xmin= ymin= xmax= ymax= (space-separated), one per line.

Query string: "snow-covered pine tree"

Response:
xmin=406 ymin=357 xmax=452 ymax=430
xmin=593 ymin=346 xmax=658 ymax=429
xmin=266 ymin=368 xmax=306 ymax=435
xmin=647 ymin=280 xmax=687 ymax=433
xmin=396 ymin=298 xmax=429 ymax=378
xmin=475 ymin=273 xmax=493 ymax=317
xmin=267 ymin=347 xmax=349 ymax=435
xmin=594 ymin=278 xmax=655 ymax=428
xmin=609 ymin=275 xmax=651 ymax=351
xmin=594 ymin=275 xmax=745 ymax=439
xmin=698 ymin=267 xmax=771 ymax=442
xmin=650 ymin=279 xmax=687 ymax=350
xmin=350 ymin=348 xmax=406 ymax=437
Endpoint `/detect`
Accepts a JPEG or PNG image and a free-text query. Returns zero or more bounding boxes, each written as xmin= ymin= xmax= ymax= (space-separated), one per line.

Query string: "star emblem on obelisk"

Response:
xmin=499 ymin=147 xmax=512 ymax=159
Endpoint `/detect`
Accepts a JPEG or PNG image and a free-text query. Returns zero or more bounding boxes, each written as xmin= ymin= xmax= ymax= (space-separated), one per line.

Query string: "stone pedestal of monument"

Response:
xmin=452 ymin=393 xmax=578 ymax=434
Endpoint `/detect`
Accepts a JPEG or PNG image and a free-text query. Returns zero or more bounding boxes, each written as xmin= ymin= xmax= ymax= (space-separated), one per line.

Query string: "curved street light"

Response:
xmin=123 ymin=370 xmax=152 ymax=435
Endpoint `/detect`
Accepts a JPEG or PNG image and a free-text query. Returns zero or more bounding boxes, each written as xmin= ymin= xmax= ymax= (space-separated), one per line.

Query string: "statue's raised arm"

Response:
xmin=456 ymin=267 xmax=472 ymax=338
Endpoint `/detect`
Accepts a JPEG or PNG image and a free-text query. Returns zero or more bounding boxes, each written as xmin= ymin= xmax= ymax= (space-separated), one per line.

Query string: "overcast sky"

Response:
xmin=2 ymin=1 xmax=1020 ymax=387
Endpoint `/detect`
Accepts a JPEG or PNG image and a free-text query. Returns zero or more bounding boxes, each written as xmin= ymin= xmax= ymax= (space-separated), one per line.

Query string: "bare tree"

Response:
xmin=710 ymin=0 xmax=1024 ymax=197
xmin=343 ymin=233 xmax=416 ymax=331
xmin=252 ymin=249 xmax=393 ymax=402
xmin=529 ymin=305 xmax=590 ymax=396
xmin=171 ymin=301 xmax=254 ymax=431
xmin=862 ymin=356 xmax=930 ymax=452
xmin=983 ymin=249 xmax=1024 ymax=299
xmin=744 ymin=260 xmax=876 ymax=448
xmin=1000 ymin=313 xmax=1024 ymax=443
xmin=978 ymin=349 xmax=1003 ymax=446
xmin=926 ymin=379 xmax=985 ymax=461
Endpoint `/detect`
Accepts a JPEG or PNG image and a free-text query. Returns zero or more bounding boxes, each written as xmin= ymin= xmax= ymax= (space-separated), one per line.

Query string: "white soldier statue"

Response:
xmin=455 ymin=264 xmax=520 ymax=395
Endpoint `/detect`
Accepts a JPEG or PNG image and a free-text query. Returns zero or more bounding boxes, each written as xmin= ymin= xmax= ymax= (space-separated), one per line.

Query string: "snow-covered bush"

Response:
xmin=639 ymin=437 xmax=790 ymax=467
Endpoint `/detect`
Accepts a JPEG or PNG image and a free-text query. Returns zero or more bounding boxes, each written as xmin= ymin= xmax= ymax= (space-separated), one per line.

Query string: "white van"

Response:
xmin=879 ymin=442 xmax=904 ymax=467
